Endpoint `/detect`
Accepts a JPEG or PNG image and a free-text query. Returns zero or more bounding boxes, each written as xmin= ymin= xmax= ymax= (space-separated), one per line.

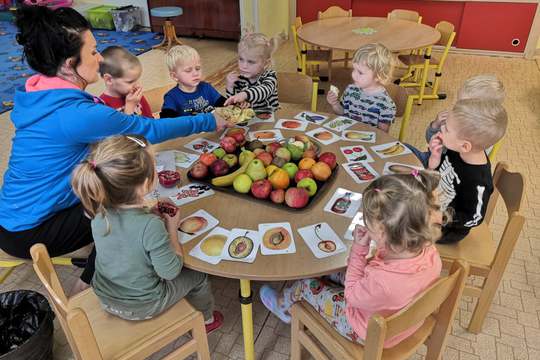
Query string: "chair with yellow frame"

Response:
xmin=387 ymin=9 xmax=422 ymax=23
xmin=317 ymin=6 xmax=353 ymax=68
xmin=30 ymin=243 xmax=211 ymax=360
xmin=277 ymin=72 xmax=318 ymax=112
xmin=436 ymin=162 xmax=525 ymax=334
xmin=290 ymin=260 xmax=469 ymax=360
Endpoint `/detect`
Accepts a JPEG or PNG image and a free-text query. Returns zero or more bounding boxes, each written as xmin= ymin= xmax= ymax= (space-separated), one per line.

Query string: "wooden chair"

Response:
xmin=387 ymin=9 xmax=422 ymax=23
xmin=143 ymin=84 xmax=171 ymax=117
xmin=30 ymin=243 xmax=210 ymax=360
xmin=277 ymin=72 xmax=318 ymax=112
xmin=317 ymin=6 xmax=353 ymax=68
xmin=436 ymin=162 xmax=525 ymax=333
xmin=290 ymin=260 xmax=468 ymax=360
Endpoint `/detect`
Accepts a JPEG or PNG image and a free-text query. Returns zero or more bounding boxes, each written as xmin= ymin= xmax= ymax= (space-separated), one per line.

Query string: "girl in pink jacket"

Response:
xmin=260 ymin=170 xmax=445 ymax=347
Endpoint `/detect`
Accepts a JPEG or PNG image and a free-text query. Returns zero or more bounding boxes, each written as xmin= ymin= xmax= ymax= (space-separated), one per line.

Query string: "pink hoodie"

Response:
xmin=25 ymin=74 xmax=80 ymax=92
xmin=344 ymin=242 xmax=441 ymax=348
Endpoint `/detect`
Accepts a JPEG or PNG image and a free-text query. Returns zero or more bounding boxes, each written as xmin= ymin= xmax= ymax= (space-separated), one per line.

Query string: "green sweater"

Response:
xmin=91 ymin=208 xmax=182 ymax=308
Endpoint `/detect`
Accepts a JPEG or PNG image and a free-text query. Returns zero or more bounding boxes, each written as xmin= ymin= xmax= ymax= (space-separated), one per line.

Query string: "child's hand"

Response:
xmin=431 ymin=110 xmax=448 ymax=130
xmin=353 ymin=225 xmax=371 ymax=247
xmin=224 ymin=92 xmax=248 ymax=106
xmin=213 ymin=110 xmax=232 ymax=131
xmin=160 ymin=199 xmax=181 ymax=230
xmin=326 ymin=90 xmax=339 ymax=106
xmin=226 ymin=71 xmax=240 ymax=90
xmin=126 ymin=85 xmax=143 ymax=106
xmin=428 ymin=132 xmax=444 ymax=169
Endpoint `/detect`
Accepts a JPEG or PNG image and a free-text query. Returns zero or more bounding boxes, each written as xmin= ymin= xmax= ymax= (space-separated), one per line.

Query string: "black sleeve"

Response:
xmin=214 ymin=96 xmax=226 ymax=107
xmin=159 ymin=108 xmax=180 ymax=119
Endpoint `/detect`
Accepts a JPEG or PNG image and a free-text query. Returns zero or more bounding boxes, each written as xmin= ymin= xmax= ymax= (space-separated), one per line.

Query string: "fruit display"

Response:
xmin=200 ymin=235 xmax=227 ymax=256
xmin=228 ymin=232 xmax=254 ymax=258
xmin=179 ymin=216 xmax=208 ymax=235
xmin=215 ymin=106 xmax=255 ymax=124
xmin=262 ymin=227 xmax=291 ymax=250
xmin=158 ymin=170 xmax=181 ymax=188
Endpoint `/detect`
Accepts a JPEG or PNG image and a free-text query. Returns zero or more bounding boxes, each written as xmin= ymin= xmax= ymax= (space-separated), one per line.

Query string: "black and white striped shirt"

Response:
xmin=226 ymin=69 xmax=279 ymax=114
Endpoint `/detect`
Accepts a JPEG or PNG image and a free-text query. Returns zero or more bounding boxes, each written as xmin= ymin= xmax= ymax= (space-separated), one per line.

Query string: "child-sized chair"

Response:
xmin=317 ymin=6 xmax=353 ymax=68
xmin=30 ymin=243 xmax=211 ymax=360
xmin=277 ymin=72 xmax=318 ymax=112
xmin=290 ymin=260 xmax=469 ymax=360
xmin=436 ymin=162 xmax=525 ymax=333
xmin=387 ymin=9 xmax=422 ymax=23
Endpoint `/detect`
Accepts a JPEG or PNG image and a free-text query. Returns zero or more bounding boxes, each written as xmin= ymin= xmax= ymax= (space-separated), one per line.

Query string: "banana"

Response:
xmin=380 ymin=143 xmax=404 ymax=156
xmin=211 ymin=152 xmax=255 ymax=187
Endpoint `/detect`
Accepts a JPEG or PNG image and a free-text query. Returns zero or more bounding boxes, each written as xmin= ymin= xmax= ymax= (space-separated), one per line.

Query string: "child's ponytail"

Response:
xmin=72 ymin=160 xmax=108 ymax=219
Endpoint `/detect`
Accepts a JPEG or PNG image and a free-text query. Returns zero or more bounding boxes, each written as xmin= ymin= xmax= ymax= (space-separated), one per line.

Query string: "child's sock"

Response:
xmin=204 ymin=315 xmax=215 ymax=325
xmin=260 ymin=285 xmax=291 ymax=324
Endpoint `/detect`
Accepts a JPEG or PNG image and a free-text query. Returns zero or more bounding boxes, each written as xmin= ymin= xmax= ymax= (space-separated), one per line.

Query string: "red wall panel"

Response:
xmin=296 ymin=0 xmax=352 ymax=23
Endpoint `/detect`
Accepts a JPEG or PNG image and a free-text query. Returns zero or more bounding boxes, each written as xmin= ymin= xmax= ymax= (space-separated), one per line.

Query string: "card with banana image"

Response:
xmin=371 ymin=141 xmax=412 ymax=159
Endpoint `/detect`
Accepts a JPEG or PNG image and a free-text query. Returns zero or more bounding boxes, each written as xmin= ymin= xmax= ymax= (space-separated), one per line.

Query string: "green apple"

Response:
xmin=233 ymin=174 xmax=253 ymax=193
xmin=282 ymin=162 xmax=299 ymax=179
xmin=297 ymin=178 xmax=317 ymax=196
xmin=222 ymin=154 xmax=238 ymax=168
xmin=213 ymin=147 xmax=226 ymax=159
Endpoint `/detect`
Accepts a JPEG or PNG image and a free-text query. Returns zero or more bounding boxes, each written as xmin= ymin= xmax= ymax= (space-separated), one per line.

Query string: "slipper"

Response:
xmin=260 ymin=285 xmax=291 ymax=324
xmin=205 ymin=310 xmax=224 ymax=334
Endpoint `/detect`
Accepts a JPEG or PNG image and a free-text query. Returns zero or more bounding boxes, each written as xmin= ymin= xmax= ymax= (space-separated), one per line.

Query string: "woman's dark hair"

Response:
xmin=15 ymin=5 xmax=91 ymax=76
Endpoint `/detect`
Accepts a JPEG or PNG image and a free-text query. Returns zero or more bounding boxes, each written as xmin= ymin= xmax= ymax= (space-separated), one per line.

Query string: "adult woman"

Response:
xmin=0 ymin=5 xmax=227 ymax=292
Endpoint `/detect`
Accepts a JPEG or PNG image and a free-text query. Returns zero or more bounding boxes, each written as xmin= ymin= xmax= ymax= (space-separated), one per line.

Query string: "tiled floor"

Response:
xmin=1 ymin=36 xmax=540 ymax=359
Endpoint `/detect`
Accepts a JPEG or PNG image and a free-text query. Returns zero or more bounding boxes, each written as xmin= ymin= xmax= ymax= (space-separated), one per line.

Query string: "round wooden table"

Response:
xmin=154 ymin=107 xmax=422 ymax=360
xmin=297 ymin=17 xmax=441 ymax=53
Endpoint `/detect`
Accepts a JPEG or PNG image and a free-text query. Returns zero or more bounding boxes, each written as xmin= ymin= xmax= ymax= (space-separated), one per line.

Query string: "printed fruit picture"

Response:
xmin=388 ymin=164 xmax=417 ymax=174
xmin=344 ymin=131 xmax=374 ymax=141
xmin=377 ymin=142 xmax=405 ymax=156
xmin=315 ymin=224 xmax=336 ymax=253
xmin=158 ymin=170 xmax=181 ymax=188
xmin=313 ymin=131 xmax=333 ymax=141
xmin=256 ymin=112 xmax=273 ymax=119
xmin=228 ymin=232 xmax=254 ymax=259
xmin=326 ymin=118 xmax=353 ymax=129
xmin=201 ymin=235 xmax=227 ymax=256
xmin=262 ymin=227 xmax=291 ymax=250
xmin=343 ymin=146 xmax=368 ymax=161
xmin=179 ymin=216 xmax=208 ymax=235
xmin=281 ymin=120 xmax=302 ymax=129
xmin=253 ymin=131 xmax=277 ymax=140
xmin=349 ymin=164 xmax=376 ymax=181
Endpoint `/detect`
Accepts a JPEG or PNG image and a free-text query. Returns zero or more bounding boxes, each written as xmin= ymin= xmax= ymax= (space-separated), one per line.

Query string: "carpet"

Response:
xmin=0 ymin=20 xmax=163 ymax=114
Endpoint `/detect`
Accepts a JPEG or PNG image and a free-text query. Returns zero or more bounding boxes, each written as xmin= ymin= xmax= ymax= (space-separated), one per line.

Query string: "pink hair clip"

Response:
xmin=374 ymin=188 xmax=381 ymax=193
xmin=89 ymin=160 xmax=96 ymax=169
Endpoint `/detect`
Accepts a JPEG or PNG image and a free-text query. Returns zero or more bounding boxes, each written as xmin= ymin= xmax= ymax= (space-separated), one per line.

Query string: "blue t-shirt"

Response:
xmin=162 ymin=82 xmax=223 ymax=116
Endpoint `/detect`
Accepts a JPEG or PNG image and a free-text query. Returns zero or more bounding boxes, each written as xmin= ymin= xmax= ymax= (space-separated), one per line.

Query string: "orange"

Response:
xmin=298 ymin=158 xmax=316 ymax=170
xmin=311 ymin=162 xmax=332 ymax=181
xmin=268 ymin=168 xmax=290 ymax=190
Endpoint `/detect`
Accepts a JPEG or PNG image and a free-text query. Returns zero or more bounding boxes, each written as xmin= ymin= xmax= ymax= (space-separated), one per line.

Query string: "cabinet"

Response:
xmin=147 ymin=0 xmax=241 ymax=40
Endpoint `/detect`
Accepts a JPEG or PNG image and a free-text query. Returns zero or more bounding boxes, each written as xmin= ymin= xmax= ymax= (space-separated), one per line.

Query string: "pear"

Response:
xmin=245 ymin=159 xmax=267 ymax=181
xmin=287 ymin=143 xmax=304 ymax=161
xmin=239 ymin=149 xmax=254 ymax=166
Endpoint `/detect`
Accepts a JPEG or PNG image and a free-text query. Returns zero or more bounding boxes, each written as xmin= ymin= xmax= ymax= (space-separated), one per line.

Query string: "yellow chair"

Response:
xmin=317 ymin=6 xmax=353 ymax=68
xmin=387 ymin=9 xmax=422 ymax=23
xmin=487 ymin=140 xmax=502 ymax=162
xmin=277 ymin=72 xmax=318 ymax=112
xmin=436 ymin=162 xmax=525 ymax=334
xmin=30 ymin=243 xmax=211 ymax=360
xmin=291 ymin=260 xmax=469 ymax=360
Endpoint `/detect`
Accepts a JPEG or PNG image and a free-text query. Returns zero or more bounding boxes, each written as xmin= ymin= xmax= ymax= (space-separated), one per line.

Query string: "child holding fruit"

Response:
xmin=71 ymin=135 xmax=223 ymax=332
xmin=326 ymin=43 xmax=396 ymax=133
xmin=260 ymin=170 xmax=444 ymax=347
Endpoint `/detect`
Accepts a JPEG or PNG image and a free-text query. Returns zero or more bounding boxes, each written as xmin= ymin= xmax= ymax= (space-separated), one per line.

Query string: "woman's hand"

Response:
xmin=224 ymin=92 xmax=248 ymax=106
xmin=353 ymin=224 xmax=371 ymax=247
xmin=213 ymin=111 xmax=232 ymax=131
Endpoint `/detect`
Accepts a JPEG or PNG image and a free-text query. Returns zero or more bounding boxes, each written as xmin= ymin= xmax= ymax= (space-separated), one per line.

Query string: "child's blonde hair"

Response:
xmin=71 ymin=135 xmax=155 ymax=225
xmin=451 ymin=98 xmax=508 ymax=150
xmin=165 ymin=45 xmax=200 ymax=72
xmin=363 ymin=170 xmax=445 ymax=253
xmin=352 ymin=43 xmax=394 ymax=85
xmin=458 ymin=74 xmax=505 ymax=102
xmin=238 ymin=32 xmax=279 ymax=62
xmin=99 ymin=46 xmax=141 ymax=78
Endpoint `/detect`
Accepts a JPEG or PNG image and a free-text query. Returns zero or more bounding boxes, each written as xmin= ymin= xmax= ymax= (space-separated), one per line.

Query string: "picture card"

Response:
xmin=169 ymin=183 xmax=215 ymax=206
xmin=248 ymin=112 xmax=275 ymax=125
xmin=274 ymin=118 xmax=309 ymax=132
xmin=340 ymin=145 xmax=375 ymax=163
xmin=221 ymin=228 xmax=261 ymax=263
xmin=174 ymin=150 xmax=199 ymax=169
xmin=305 ymin=127 xmax=341 ymax=145
xmin=342 ymin=161 xmax=379 ymax=184
xmin=248 ymin=129 xmax=284 ymax=142
xmin=294 ymin=111 xmax=329 ymax=125
xmin=343 ymin=212 xmax=365 ymax=241
xmin=189 ymin=227 xmax=230 ymax=265
xmin=323 ymin=116 xmax=355 ymax=133
xmin=184 ymin=138 xmax=220 ymax=154
xmin=323 ymin=188 xmax=362 ymax=218
xmin=382 ymin=162 xmax=424 ymax=175
xmin=341 ymin=130 xmax=376 ymax=143
xmin=220 ymin=126 xmax=250 ymax=139
xmin=297 ymin=223 xmax=347 ymax=259
xmin=258 ymin=222 xmax=296 ymax=255
xmin=155 ymin=150 xmax=176 ymax=171
xmin=178 ymin=209 xmax=219 ymax=244
xmin=371 ymin=141 xmax=412 ymax=159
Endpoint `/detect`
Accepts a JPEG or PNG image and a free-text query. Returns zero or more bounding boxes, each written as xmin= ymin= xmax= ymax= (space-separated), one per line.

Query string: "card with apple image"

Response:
xmin=259 ymin=222 xmax=296 ymax=255
xmin=341 ymin=130 xmax=376 ymax=143
xmin=305 ymin=128 xmax=341 ymax=145
xmin=170 ymin=183 xmax=215 ymax=206
xmin=220 ymin=126 xmax=250 ymax=140
xmin=343 ymin=212 xmax=365 ymax=240
xmin=248 ymin=129 xmax=284 ymax=142
xmin=342 ymin=161 xmax=379 ymax=184
xmin=382 ymin=162 xmax=423 ymax=175
xmin=294 ymin=111 xmax=328 ymax=124
xmin=371 ymin=141 xmax=412 ymax=158
xmin=189 ymin=227 xmax=230 ymax=265
xmin=323 ymin=188 xmax=362 ymax=218
xmin=184 ymin=138 xmax=220 ymax=154
xmin=248 ymin=112 xmax=275 ymax=125
xmin=274 ymin=119 xmax=309 ymax=132
xmin=177 ymin=209 xmax=219 ymax=244
xmin=174 ymin=150 xmax=199 ymax=169
xmin=340 ymin=145 xmax=374 ymax=163
xmin=297 ymin=223 xmax=346 ymax=259
xmin=221 ymin=228 xmax=261 ymax=263
xmin=323 ymin=116 xmax=355 ymax=133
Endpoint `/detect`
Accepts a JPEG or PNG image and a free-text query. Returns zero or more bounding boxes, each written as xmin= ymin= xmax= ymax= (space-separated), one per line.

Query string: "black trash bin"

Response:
xmin=0 ymin=290 xmax=54 ymax=360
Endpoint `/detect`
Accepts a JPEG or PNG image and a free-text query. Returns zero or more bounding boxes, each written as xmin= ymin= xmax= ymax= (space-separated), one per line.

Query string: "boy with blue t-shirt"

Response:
xmin=160 ymin=45 xmax=226 ymax=118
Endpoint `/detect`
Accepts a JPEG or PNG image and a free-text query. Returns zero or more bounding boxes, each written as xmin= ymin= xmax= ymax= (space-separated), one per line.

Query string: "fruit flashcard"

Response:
xmin=189 ymin=227 xmax=230 ymax=265
xmin=324 ymin=188 xmax=362 ymax=218
xmin=274 ymin=119 xmax=309 ymax=132
xmin=174 ymin=150 xmax=199 ymax=169
xmin=221 ymin=228 xmax=261 ymax=263
xmin=155 ymin=150 xmax=176 ymax=171
xmin=305 ymin=127 xmax=341 ymax=145
xmin=294 ymin=111 xmax=329 ymax=124
xmin=323 ymin=116 xmax=355 ymax=133
xmin=342 ymin=130 xmax=376 ymax=143
xmin=248 ymin=129 xmax=284 ymax=142
xmin=297 ymin=223 xmax=347 ymax=259
xmin=220 ymin=126 xmax=249 ymax=139
xmin=184 ymin=138 xmax=219 ymax=154
xmin=259 ymin=222 xmax=296 ymax=255
xmin=371 ymin=141 xmax=412 ymax=159
xmin=248 ymin=112 xmax=275 ymax=125
xmin=343 ymin=212 xmax=365 ymax=240
xmin=382 ymin=162 xmax=424 ymax=175
xmin=177 ymin=209 xmax=219 ymax=244
xmin=170 ymin=183 xmax=215 ymax=206
xmin=340 ymin=145 xmax=375 ymax=163
xmin=342 ymin=161 xmax=379 ymax=184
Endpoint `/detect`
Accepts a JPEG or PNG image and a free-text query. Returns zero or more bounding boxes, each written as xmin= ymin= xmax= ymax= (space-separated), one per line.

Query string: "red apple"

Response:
xmin=199 ymin=152 xmax=217 ymax=166
xmin=220 ymin=136 xmax=237 ymax=153
xmin=251 ymin=179 xmax=272 ymax=199
xmin=265 ymin=142 xmax=282 ymax=155
xmin=285 ymin=188 xmax=310 ymax=208
xmin=189 ymin=162 xmax=208 ymax=179
xmin=256 ymin=151 xmax=273 ymax=166
xmin=318 ymin=152 xmax=337 ymax=169
xmin=294 ymin=169 xmax=314 ymax=183
xmin=270 ymin=189 xmax=285 ymax=204
xmin=158 ymin=170 xmax=181 ymax=188
xmin=229 ymin=131 xmax=245 ymax=145
xmin=210 ymin=159 xmax=229 ymax=176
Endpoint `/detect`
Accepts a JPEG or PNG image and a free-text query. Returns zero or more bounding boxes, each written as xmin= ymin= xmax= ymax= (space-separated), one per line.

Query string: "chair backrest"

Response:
xmin=318 ymin=6 xmax=352 ymax=20
xmin=143 ymin=84 xmax=171 ymax=115
xmin=434 ymin=21 xmax=456 ymax=72
xmin=484 ymin=162 xmax=524 ymax=224
xmin=384 ymin=83 xmax=407 ymax=118
xmin=364 ymin=260 xmax=469 ymax=359
xmin=291 ymin=17 xmax=304 ymax=71
xmin=387 ymin=9 xmax=422 ymax=23
xmin=277 ymin=72 xmax=317 ymax=112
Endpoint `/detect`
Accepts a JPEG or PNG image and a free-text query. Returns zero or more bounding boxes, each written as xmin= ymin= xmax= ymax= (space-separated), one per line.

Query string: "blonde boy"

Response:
xmin=327 ymin=43 xmax=396 ymax=132
xmin=160 ymin=45 xmax=225 ymax=118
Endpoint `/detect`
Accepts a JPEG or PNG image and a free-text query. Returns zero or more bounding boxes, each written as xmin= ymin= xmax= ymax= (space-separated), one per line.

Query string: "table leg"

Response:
xmin=239 ymin=279 xmax=255 ymax=360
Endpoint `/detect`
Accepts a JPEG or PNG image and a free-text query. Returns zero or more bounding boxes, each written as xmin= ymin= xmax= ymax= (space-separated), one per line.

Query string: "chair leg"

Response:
xmin=398 ymin=95 xmax=417 ymax=142
xmin=344 ymin=52 xmax=349 ymax=68
xmin=291 ymin=315 xmax=303 ymax=360
xmin=192 ymin=313 xmax=211 ymax=360
xmin=327 ymin=59 xmax=332 ymax=82
xmin=468 ymin=272 xmax=503 ymax=334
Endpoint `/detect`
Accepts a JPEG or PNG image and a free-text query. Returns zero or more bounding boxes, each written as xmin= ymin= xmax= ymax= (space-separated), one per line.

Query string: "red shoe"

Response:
xmin=205 ymin=311 xmax=224 ymax=334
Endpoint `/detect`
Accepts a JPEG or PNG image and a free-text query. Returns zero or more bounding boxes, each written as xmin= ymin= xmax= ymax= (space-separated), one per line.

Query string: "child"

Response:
xmin=99 ymin=46 xmax=153 ymax=117
xmin=224 ymin=33 xmax=279 ymax=114
xmin=71 ymin=135 xmax=223 ymax=332
xmin=260 ymin=171 xmax=444 ymax=347
xmin=160 ymin=45 xmax=226 ymax=118
xmin=327 ymin=43 xmax=396 ymax=133
xmin=428 ymin=98 xmax=507 ymax=243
